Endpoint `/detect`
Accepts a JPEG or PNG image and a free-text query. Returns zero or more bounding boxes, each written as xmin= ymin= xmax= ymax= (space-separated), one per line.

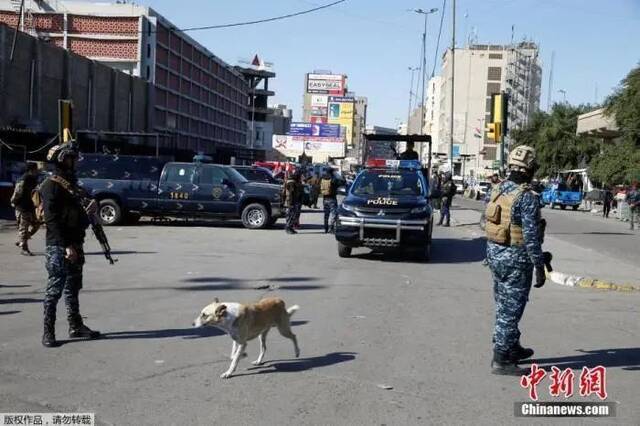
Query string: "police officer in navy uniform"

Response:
xmin=486 ymin=145 xmax=545 ymax=375
xmin=40 ymin=143 xmax=101 ymax=347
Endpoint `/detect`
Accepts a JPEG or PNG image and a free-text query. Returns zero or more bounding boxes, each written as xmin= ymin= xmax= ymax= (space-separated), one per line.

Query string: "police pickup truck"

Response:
xmin=334 ymin=159 xmax=434 ymax=261
xmin=77 ymin=154 xmax=283 ymax=229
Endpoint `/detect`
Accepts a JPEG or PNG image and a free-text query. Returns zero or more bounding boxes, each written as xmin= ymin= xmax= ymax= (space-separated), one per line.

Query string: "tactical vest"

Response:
xmin=320 ymin=178 xmax=335 ymax=197
xmin=485 ymin=185 xmax=527 ymax=246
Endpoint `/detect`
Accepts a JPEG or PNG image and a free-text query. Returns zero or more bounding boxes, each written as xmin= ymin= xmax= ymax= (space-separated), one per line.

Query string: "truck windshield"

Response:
xmin=351 ymin=170 xmax=424 ymax=196
xmin=224 ymin=167 xmax=248 ymax=183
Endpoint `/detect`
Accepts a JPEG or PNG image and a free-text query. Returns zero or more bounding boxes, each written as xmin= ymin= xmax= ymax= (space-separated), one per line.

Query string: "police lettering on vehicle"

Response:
xmin=366 ymin=197 xmax=399 ymax=206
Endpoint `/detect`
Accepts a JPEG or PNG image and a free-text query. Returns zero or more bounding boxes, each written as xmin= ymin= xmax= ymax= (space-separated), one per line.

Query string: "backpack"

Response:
xmin=485 ymin=185 xmax=527 ymax=246
xmin=320 ymin=178 xmax=334 ymax=196
xmin=32 ymin=175 xmax=76 ymax=224
xmin=10 ymin=180 xmax=24 ymax=207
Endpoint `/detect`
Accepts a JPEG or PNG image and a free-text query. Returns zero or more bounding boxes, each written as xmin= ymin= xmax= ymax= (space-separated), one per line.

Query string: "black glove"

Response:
xmin=542 ymin=251 xmax=553 ymax=272
xmin=534 ymin=266 xmax=546 ymax=288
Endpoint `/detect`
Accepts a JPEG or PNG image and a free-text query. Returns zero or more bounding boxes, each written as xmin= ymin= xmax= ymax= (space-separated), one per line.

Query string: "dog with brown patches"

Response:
xmin=193 ymin=297 xmax=300 ymax=379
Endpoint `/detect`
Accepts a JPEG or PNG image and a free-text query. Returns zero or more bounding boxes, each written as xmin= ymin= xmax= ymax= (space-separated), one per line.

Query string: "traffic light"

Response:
xmin=486 ymin=122 xmax=497 ymax=141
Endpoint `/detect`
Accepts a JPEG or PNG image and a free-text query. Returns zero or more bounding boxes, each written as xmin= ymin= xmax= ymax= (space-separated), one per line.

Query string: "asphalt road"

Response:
xmin=0 ymin=205 xmax=638 ymax=425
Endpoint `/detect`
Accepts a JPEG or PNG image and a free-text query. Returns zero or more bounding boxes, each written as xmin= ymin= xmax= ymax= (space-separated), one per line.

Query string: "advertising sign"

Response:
xmin=310 ymin=95 xmax=328 ymax=108
xmin=327 ymin=96 xmax=355 ymax=147
xmin=289 ymin=123 xmax=341 ymax=138
xmin=310 ymin=116 xmax=328 ymax=124
xmin=453 ymin=144 xmax=461 ymax=158
xmin=273 ymin=135 xmax=345 ymax=157
xmin=307 ymin=74 xmax=345 ymax=95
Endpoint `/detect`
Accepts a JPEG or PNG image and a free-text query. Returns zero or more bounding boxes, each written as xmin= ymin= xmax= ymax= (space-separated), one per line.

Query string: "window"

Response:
xmin=163 ymin=165 xmax=195 ymax=183
xmin=483 ymin=146 xmax=497 ymax=160
xmin=486 ymin=82 xmax=501 ymax=96
xmin=487 ymin=67 xmax=502 ymax=81
xmin=488 ymin=53 xmax=503 ymax=60
xmin=198 ymin=166 xmax=227 ymax=185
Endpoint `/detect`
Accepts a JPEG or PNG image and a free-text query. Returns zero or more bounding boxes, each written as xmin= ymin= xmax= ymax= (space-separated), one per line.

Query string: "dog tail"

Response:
xmin=287 ymin=304 xmax=300 ymax=317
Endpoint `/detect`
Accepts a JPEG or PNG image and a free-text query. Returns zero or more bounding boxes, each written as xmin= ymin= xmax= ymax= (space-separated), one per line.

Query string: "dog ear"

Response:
xmin=213 ymin=297 xmax=219 ymax=303
xmin=214 ymin=304 xmax=227 ymax=318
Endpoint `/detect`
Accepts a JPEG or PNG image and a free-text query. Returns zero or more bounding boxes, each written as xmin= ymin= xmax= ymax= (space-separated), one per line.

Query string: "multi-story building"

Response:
xmin=433 ymin=42 xmax=542 ymax=177
xmin=235 ymin=56 xmax=276 ymax=162
xmin=423 ymin=75 xmax=443 ymax=160
xmin=0 ymin=0 xmax=251 ymax=162
xmin=350 ymin=96 xmax=367 ymax=163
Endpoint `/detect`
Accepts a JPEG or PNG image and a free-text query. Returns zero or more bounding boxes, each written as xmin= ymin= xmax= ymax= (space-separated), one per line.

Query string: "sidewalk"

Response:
xmin=449 ymin=203 xmax=640 ymax=287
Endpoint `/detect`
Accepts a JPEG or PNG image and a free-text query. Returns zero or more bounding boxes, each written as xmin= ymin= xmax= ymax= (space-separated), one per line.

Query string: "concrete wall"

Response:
xmin=0 ymin=23 xmax=150 ymax=136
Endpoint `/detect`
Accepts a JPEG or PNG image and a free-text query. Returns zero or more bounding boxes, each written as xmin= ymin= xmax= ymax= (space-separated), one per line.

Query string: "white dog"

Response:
xmin=193 ymin=297 xmax=300 ymax=379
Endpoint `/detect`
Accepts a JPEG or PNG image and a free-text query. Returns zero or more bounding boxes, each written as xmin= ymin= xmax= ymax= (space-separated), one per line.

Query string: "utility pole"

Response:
xmin=449 ymin=0 xmax=456 ymax=172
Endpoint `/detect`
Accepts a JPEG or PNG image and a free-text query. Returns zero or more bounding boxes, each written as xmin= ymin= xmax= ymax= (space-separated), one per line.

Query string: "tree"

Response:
xmin=511 ymin=104 xmax=600 ymax=179
xmin=590 ymin=63 xmax=640 ymax=185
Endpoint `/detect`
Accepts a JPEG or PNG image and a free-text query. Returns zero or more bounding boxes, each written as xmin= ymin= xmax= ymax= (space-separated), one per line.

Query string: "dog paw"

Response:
xmin=220 ymin=372 xmax=232 ymax=379
xmin=251 ymin=360 xmax=264 ymax=366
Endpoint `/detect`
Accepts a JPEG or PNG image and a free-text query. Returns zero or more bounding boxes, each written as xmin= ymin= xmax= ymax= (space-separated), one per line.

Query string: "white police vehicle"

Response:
xmin=334 ymin=159 xmax=434 ymax=261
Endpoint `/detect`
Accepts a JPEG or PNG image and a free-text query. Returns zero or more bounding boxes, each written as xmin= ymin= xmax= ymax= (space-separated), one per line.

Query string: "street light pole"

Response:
xmin=412 ymin=7 xmax=438 ymax=159
xmin=558 ymin=89 xmax=567 ymax=104
xmin=407 ymin=66 xmax=418 ymax=133
xmin=449 ymin=0 xmax=456 ymax=173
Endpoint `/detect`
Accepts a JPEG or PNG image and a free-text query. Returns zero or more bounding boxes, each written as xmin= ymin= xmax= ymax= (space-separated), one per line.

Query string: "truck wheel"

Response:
xmin=551 ymin=203 xmax=556 ymax=209
xmin=417 ymin=242 xmax=432 ymax=262
xmin=572 ymin=205 xmax=579 ymax=211
xmin=98 ymin=199 xmax=122 ymax=226
xmin=560 ymin=204 xmax=567 ymax=210
xmin=241 ymin=203 xmax=269 ymax=229
xmin=338 ymin=242 xmax=352 ymax=258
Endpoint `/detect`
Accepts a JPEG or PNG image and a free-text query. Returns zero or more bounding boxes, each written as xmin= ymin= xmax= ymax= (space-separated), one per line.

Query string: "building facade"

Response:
xmin=0 ymin=0 xmax=251 ymax=162
xmin=430 ymin=42 xmax=542 ymax=177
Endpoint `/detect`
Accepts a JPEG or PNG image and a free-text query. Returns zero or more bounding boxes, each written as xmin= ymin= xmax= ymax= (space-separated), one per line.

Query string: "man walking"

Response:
xmin=306 ymin=172 xmax=321 ymax=209
xmin=627 ymin=181 xmax=640 ymax=230
xmin=602 ymin=187 xmax=613 ymax=219
xmin=40 ymin=142 xmax=101 ymax=347
xmin=438 ymin=172 xmax=456 ymax=227
xmin=320 ymin=168 xmax=340 ymax=234
xmin=485 ymin=145 xmax=546 ymax=375
xmin=283 ymin=170 xmax=304 ymax=235
xmin=10 ymin=163 xmax=41 ymax=255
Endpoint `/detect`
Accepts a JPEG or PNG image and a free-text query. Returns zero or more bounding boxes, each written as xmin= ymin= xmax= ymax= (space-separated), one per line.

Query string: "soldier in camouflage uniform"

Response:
xmin=283 ymin=170 xmax=304 ymax=235
xmin=485 ymin=145 xmax=546 ymax=375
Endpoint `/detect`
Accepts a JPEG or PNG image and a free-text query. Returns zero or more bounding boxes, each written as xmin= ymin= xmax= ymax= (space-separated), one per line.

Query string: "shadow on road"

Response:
xmin=100 ymin=326 xmax=225 ymax=341
xmin=523 ymin=347 xmax=640 ymax=371
xmin=177 ymin=284 xmax=327 ymax=291
xmin=234 ymin=351 xmax=357 ymax=377
xmin=182 ymin=276 xmax=317 ymax=284
xmin=0 ymin=310 xmax=21 ymax=315
xmin=0 ymin=284 xmax=31 ymax=288
xmin=548 ymin=232 xmax=635 ymax=236
xmin=84 ymin=251 xmax=158 ymax=256
xmin=0 ymin=297 xmax=42 ymax=305
xmin=430 ymin=237 xmax=486 ymax=263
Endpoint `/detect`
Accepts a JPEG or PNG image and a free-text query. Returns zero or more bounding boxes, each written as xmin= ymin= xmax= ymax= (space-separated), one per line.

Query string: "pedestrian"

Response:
xmin=40 ymin=142 xmax=101 ymax=348
xmin=626 ymin=181 xmax=640 ymax=230
xmin=283 ymin=170 xmax=303 ymax=235
xmin=602 ymin=187 xmax=613 ymax=219
xmin=10 ymin=162 xmax=41 ymax=255
xmin=306 ymin=173 xmax=321 ymax=209
xmin=320 ymin=168 xmax=341 ymax=234
xmin=438 ymin=172 xmax=456 ymax=227
xmin=485 ymin=145 xmax=546 ymax=375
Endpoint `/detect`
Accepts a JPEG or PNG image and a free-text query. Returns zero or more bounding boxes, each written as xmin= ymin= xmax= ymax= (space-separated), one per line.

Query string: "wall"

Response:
xmin=0 ymin=23 xmax=150 ymax=138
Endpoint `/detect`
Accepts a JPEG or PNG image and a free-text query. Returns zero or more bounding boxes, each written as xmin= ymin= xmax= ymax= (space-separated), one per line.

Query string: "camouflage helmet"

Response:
xmin=508 ymin=145 xmax=536 ymax=172
xmin=47 ymin=142 xmax=78 ymax=164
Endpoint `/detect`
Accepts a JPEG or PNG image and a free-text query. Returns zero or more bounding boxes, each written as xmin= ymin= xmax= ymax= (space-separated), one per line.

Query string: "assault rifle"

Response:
xmin=81 ymin=198 xmax=117 ymax=265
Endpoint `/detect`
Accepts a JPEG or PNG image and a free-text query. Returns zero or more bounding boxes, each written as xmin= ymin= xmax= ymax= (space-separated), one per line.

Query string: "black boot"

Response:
xmin=491 ymin=350 xmax=528 ymax=376
xmin=42 ymin=303 xmax=60 ymax=348
xmin=512 ymin=341 xmax=534 ymax=360
xmin=68 ymin=314 xmax=101 ymax=339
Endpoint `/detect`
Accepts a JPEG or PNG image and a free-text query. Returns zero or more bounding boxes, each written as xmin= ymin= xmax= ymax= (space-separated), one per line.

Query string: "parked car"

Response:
xmin=541 ymin=182 xmax=583 ymax=210
xmin=77 ymin=154 xmax=283 ymax=228
xmin=231 ymin=165 xmax=281 ymax=184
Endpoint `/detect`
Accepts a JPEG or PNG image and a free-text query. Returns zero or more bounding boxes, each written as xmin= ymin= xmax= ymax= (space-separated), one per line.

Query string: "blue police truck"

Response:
xmin=334 ymin=159 xmax=434 ymax=261
xmin=77 ymin=154 xmax=283 ymax=229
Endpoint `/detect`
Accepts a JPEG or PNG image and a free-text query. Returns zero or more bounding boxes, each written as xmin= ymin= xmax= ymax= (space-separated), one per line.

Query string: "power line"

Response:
xmin=174 ymin=0 xmax=347 ymax=32
xmin=430 ymin=0 xmax=447 ymax=78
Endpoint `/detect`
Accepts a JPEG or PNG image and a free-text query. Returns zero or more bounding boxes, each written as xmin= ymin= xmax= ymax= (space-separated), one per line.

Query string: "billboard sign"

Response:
xmin=273 ymin=135 xmax=345 ymax=157
xmin=289 ymin=122 xmax=341 ymax=138
xmin=310 ymin=116 xmax=328 ymax=124
xmin=310 ymin=95 xmax=328 ymax=108
xmin=307 ymin=74 xmax=345 ymax=94
xmin=327 ymin=96 xmax=355 ymax=147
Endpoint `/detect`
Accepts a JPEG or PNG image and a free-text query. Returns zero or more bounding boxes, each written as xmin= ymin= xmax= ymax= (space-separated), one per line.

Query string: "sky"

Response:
xmin=128 ymin=0 xmax=640 ymax=128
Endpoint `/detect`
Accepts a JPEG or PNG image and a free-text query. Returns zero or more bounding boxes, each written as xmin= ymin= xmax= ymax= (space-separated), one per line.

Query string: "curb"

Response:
xmin=548 ymin=271 xmax=640 ymax=293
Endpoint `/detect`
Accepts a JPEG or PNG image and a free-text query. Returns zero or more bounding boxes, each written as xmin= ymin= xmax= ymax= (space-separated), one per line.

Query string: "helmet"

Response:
xmin=508 ymin=145 xmax=536 ymax=171
xmin=47 ymin=142 xmax=78 ymax=164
